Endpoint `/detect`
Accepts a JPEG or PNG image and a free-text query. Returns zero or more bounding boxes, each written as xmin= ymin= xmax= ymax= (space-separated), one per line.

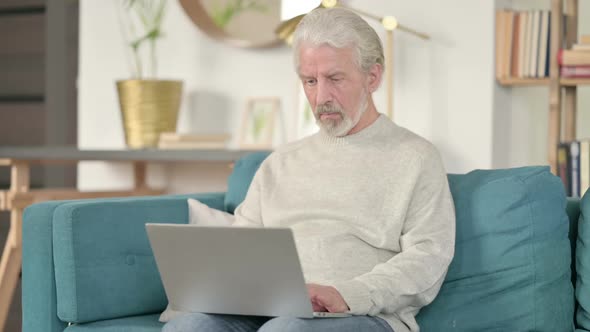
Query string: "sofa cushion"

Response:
xmin=188 ymin=198 xmax=234 ymax=227
xmin=225 ymin=151 xmax=271 ymax=214
xmin=576 ymin=190 xmax=590 ymax=329
xmin=64 ymin=314 xmax=162 ymax=332
xmin=417 ymin=166 xmax=574 ymax=331
xmin=568 ymin=198 xmax=581 ymax=287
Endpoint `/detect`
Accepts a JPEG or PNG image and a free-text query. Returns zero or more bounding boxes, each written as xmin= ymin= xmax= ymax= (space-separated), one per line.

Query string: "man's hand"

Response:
xmin=306 ymin=283 xmax=349 ymax=313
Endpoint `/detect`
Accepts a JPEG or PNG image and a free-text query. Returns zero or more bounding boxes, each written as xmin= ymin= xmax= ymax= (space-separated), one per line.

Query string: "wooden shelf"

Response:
xmin=560 ymin=78 xmax=590 ymax=86
xmin=498 ymin=77 xmax=590 ymax=87
xmin=498 ymin=77 xmax=550 ymax=86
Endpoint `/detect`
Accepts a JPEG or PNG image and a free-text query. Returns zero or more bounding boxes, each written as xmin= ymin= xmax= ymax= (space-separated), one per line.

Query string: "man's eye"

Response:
xmin=306 ymin=79 xmax=317 ymax=86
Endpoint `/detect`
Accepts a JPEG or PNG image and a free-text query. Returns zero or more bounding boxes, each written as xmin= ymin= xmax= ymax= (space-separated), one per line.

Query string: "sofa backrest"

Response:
xmin=225 ymin=151 xmax=271 ymax=214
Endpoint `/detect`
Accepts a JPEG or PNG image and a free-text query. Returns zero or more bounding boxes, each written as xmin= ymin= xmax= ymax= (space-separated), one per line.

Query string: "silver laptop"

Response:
xmin=146 ymin=224 xmax=351 ymax=318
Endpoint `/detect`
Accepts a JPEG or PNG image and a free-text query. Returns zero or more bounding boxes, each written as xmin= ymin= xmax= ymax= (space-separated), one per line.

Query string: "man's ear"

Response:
xmin=367 ymin=63 xmax=383 ymax=92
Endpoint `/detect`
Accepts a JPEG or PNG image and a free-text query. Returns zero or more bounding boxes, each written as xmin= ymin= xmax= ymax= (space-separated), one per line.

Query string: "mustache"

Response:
xmin=316 ymin=104 xmax=343 ymax=115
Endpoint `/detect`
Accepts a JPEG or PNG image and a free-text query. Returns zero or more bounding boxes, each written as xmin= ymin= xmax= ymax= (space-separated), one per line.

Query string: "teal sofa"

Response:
xmin=22 ymin=152 xmax=590 ymax=331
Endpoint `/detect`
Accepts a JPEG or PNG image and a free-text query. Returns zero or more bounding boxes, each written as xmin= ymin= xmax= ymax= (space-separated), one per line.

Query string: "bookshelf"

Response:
xmin=496 ymin=0 xmax=582 ymax=173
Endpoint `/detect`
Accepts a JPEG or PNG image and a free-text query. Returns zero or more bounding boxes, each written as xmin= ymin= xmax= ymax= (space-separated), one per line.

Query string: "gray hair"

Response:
xmin=292 ymin=7 xmax=385 ymax=74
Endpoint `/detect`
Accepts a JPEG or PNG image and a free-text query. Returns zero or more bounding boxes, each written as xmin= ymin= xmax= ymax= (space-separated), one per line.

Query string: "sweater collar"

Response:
xmin=316 ymin=113 xmax=389 ymax=146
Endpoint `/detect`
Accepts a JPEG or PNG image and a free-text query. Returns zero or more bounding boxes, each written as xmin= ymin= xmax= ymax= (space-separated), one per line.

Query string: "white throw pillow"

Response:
xmin=158 ymin=198 xmax=235 ymax=322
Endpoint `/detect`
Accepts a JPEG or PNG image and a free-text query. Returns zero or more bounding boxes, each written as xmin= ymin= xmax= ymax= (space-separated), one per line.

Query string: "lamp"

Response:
xmin=276 ymin=0 xmax=429 ymax=120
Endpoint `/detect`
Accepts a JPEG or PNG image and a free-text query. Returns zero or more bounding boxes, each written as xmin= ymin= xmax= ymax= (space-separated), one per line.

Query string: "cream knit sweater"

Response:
xmin=233 ymin=114 xmax=456 ymax=332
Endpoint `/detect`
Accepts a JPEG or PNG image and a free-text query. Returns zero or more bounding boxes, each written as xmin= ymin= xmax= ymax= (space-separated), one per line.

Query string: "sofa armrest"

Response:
xmin=23 ymin=200 xmax=71 ymax=332
xmin=22 ymin=192 xmax=225 ymax=331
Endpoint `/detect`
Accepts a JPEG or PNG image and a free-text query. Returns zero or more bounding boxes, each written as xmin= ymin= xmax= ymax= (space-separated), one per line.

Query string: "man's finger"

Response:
xmin=312 ymin=300 xmax=327 ymax=312
xmin=327 ymin=303 xmax=348 ymax=313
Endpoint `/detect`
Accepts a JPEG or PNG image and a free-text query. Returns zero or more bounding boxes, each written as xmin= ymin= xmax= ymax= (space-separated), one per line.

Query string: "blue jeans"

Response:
xmin=162 ymin=313 xmax=394 ymax=332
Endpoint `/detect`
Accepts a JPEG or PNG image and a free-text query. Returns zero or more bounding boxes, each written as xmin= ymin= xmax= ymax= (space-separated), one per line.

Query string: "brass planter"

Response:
xmin=116 ymin=79 xmax=183 ymax=149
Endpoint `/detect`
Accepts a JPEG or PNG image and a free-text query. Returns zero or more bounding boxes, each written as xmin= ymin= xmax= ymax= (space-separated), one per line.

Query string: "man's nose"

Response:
xmin=315 ymin=81 xmax=332 ymax=106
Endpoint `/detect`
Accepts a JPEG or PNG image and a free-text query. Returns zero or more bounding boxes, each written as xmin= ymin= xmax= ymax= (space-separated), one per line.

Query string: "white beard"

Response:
xmin=315 ymin=89 xmax=368 ymax=137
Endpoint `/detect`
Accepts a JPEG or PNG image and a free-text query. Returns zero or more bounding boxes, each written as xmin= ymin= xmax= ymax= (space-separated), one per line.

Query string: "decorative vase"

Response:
xmin=116 ymin=79 xmax=183 ymax=149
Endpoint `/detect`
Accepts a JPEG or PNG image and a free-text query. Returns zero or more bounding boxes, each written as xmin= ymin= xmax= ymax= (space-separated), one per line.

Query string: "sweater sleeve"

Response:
xmin=330 ymin=150 xmax=456 ymax=316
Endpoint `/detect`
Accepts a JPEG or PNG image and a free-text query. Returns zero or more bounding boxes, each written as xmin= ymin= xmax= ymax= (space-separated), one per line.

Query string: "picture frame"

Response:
xmin=239 ymin=97 xmax=281 ymax=149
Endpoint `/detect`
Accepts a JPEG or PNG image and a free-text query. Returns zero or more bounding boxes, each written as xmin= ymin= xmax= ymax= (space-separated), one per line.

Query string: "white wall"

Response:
xmin=350 ymin=0 xmax=497 ymax=172
xmin=78 ymin=0 xmax=498 ymax=192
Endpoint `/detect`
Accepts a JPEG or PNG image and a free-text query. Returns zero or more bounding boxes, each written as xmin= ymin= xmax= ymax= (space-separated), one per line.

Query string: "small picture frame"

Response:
xmin=239 ymin=97 xmax=281 ymax=149
xmin=296 ymin=84 xmax=318 ymax=139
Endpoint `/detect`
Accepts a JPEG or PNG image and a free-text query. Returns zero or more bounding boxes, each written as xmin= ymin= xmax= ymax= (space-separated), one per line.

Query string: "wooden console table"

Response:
xmin=0 ymin=146 xmax=260 ymax=331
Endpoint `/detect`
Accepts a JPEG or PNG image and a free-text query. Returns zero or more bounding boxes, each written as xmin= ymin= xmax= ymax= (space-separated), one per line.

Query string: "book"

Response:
xmin=495 ymin=10 xmax=505 ymax=79
xmin=511 ymin=12 xmax=521 ymax=78
xmin=545 ymin=11 xmax=551 ymax=77
xmin=537 ymin=11 xmax=550 ymax=78
xmin=518 ymin=11 xmax=527 ymax=78
xmin=159 ymin=132 xmax=230 ymax=143
xmin=530 ymin=10 xmax=541 ymax=77
xmin=557 ymin=143 xmax=571 ymax=196
xmin=157 ymin=141 xmax=227 ymax=150
xmin=157 ymin=132 xmax=230 ymax=149
xmin=495 ymin=10 xmax=515 ymax=78
xmin=558 ymin=49 xmax=590 ymax=66
xmin=560 ymin=65 xmax=590 ymax=78
xmin=504 ymin=11 xmax=515 ymax=77
xmin=523 ymin=11 xmax=534 ymax=77
xmin=571 ymin=141 xmax=581 ymax=197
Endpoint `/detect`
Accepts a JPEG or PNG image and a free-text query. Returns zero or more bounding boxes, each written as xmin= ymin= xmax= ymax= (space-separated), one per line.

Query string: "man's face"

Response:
xmin=298 ymin=45 xmax=370 ymax=137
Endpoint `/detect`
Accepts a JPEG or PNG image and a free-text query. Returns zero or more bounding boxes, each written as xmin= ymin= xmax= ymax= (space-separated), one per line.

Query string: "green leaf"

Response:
xmin=120 ymin=0 xmax=168 ymax=78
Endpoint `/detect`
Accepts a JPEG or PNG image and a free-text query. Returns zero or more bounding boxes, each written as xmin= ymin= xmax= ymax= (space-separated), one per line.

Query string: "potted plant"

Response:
xmin=116 ymin=0 xmax=182 ymax=149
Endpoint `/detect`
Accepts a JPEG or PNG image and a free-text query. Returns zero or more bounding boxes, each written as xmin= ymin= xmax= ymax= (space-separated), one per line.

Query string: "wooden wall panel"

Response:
xmin=0 ymin=54 xmax=44 ymax=96
xmin=0 ymin=103 xmax=46 ymax=145
xmin=0 ymin=103 xmax=46 ymax=187
xmin=0 ymin=14 xmax=45 ymax=55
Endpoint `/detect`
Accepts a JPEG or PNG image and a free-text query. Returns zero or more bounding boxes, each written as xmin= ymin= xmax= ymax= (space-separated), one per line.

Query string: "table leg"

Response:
xmin=133 ymin=162 xmax=147 ymax=190
xmin=0 ymin=211 xmax=23 ymax=332
xmin=0 ymin=162 xmax=29 ymax=332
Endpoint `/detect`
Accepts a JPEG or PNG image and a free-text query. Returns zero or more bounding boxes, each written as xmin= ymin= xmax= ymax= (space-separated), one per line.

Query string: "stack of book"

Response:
xmin=495 ymin=9 xmax=551 ymax=79
xmin=557 ymin=139 xmax=590 ymax=198
xmin=559 ymin=35 xmax=590 ymax=78
xmin=157 ymin=132 xmax=230 ymax=150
